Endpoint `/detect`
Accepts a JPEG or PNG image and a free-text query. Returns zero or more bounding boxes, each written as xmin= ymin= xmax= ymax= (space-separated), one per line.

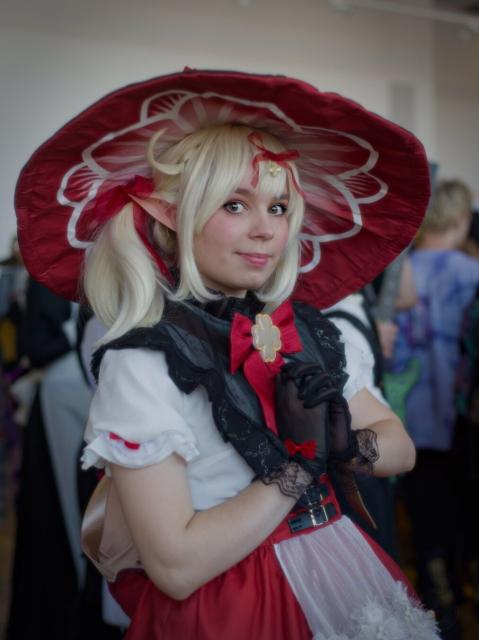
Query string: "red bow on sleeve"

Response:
xmin=108 ymin=432 xmax=141 ymax=450
xmin=230 ymin=300 xmax=302 ymax=434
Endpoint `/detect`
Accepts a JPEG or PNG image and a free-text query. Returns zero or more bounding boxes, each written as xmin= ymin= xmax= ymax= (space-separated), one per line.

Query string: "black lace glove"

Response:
xmin=277 ymin=361 xmax=379 ymax=528
xmin=276 ymin=362 xmax=334 ymax=476
xmin=261 ymin=461 xmax=313 ymax=500
xmin=327 ymin=395 xmax=379 ymax=477
xmin=320 ymin=381 xmax=379 ymax=529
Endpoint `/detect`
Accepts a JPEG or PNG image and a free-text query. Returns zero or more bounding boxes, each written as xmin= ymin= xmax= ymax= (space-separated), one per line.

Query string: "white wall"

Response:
xmin=2 ymin=0 xmax=476 ymax=259
xmin=434 ymin=22 xmax=479 ymax=199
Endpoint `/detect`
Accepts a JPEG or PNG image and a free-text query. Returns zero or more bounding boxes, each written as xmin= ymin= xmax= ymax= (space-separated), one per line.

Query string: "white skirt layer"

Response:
xmin=274 ymin=516 xmax=440 ymax=640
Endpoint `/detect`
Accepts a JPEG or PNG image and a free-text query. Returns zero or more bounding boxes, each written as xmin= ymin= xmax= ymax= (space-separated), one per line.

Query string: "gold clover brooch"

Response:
xmin=251 ymin=313 xmax=282 ymax=363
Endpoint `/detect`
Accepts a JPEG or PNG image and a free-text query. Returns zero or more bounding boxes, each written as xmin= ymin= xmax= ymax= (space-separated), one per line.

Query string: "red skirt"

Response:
xmin=110 ymin=517 xmax=315 ymax=640
xmin=109 ymin=485 xmax=423 ymax=640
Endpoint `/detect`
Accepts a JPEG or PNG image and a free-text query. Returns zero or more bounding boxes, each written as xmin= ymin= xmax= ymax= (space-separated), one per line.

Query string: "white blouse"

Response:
xmin=82 ymin=337 xmax=372 ymax=511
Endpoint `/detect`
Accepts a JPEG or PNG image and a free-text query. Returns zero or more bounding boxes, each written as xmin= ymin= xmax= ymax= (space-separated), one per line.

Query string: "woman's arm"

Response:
xmin=348 ymin=387 xmax=416 ymax=477
xmin=394 ymin=257 xmax=418 ymax=310
xmin=111 ymin=457 xmax=307 ymax=601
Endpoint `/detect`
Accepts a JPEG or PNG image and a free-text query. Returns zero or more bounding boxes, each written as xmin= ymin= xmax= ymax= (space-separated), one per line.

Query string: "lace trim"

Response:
xmin=329 ymin=428 xmax=379 ymax=477
xmin=261 ymin=461 xmax=312 ymax=500
xmin=354 ymin=427 xmax=379 ymax=475
xmin=312 ymin=582 xmax=439 ymax=640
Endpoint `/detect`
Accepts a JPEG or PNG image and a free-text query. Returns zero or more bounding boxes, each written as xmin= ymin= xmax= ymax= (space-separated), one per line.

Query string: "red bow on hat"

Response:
xmin=230 ymin=300 xmax=302 ymax=434
xmin=247 ymin=132 xmax=304 ymax=197
xmin=94 ymin=175 xmax=174 ymax=284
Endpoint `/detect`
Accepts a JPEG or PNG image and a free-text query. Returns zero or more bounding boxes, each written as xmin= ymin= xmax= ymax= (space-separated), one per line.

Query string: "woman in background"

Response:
xmin=393 ymin=179 xmax=479 ymax=639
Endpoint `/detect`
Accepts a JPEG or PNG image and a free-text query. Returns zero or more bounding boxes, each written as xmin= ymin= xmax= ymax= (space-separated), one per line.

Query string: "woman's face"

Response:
xmin=193 ymin=178 xmax=290 ymax=297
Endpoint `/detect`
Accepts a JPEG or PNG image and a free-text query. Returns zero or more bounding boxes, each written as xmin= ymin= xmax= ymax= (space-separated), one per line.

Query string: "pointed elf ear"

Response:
xmin=130 ymin=194 xmax=177 ymax=231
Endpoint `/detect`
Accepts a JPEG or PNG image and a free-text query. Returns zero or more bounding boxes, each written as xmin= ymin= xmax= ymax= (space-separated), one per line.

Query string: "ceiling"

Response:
xmin=327 ymin=1 xmax=479 ymax=32
xmin=436 ymin=0 xmax=479 ymax=12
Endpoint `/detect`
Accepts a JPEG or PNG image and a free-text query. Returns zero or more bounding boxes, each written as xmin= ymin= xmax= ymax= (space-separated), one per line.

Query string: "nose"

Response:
xmin=249 ymin=208 xmax=274 ymax=240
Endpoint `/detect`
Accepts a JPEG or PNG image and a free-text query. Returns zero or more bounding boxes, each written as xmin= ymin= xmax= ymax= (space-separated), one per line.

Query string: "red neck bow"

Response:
xmin=230 ymin=300 xmax=302 ymax=434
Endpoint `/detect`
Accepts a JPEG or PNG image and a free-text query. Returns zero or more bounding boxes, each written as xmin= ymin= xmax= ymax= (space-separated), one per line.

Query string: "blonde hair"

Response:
xmin=84 ymin=124 xmax=304 ymax=343
xmin=420 ymin=179 xmax=473 ymax=234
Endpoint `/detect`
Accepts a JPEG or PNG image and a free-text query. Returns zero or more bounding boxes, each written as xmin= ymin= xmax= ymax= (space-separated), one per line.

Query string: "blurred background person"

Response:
xmin=0 ymin=238 xmax=29 ymax=518
xmin=392 ymin=179 xmax=479 ymax=639
xmin=5 ymin=277 xmax=117 ymax=639
xmin=453 ymin=208 xmax=479 ymax=620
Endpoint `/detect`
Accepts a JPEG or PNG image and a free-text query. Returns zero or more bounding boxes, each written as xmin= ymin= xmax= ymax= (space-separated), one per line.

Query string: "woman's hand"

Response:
xmin=276 ymin=361 xmax=415 ymax=477
xmin=276 ymin=361 xmax=377 ymax=476
xmin=275 ymin=361 xmax=376 ymax=530
xmin=276 ymin=361 xmax=334 ymax=476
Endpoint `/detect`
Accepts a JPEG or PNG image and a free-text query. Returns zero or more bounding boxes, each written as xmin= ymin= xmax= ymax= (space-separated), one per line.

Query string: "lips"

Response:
xmin=237 ymin=252 xmax=271 ymax=267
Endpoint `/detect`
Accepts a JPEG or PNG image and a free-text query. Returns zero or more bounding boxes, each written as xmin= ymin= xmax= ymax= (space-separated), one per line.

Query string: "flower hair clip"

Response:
xmin=268 ymin=161 xmax=282 ymax=177
xmin=247 ymin=132 xmax=304 ymax=197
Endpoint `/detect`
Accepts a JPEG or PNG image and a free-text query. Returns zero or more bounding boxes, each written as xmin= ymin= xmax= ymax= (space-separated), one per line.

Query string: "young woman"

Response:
xmin=15 ymin=69 xmax=438 ymax=639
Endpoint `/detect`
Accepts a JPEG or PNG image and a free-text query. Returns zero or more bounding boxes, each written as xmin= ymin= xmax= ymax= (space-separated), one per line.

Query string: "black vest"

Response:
xmin=92 ymin=297 xmax=348 ymax=480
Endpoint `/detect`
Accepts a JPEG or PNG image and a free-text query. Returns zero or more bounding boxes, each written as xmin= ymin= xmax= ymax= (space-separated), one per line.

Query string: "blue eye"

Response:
xmin=270 ymin=203 xmax=288 ymax=216
xmin=224 ymin=201 xmax=246 ymax=214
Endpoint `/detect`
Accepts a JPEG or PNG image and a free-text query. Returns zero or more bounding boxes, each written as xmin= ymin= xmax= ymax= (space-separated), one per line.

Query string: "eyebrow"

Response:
xmin=234 ymin=188 xmax=289 ymax=200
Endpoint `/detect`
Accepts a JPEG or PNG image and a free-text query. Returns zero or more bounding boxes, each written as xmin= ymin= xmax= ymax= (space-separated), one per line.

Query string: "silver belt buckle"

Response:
xmin=309 ymin=504 xmax=328 ymax=527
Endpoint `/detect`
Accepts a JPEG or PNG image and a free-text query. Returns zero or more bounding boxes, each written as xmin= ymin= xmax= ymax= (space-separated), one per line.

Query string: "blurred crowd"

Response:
xmin=1 ymin=178 xmax=479 ymax=640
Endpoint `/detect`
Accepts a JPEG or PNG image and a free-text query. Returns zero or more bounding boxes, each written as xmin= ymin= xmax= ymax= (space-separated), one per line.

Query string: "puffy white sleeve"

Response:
xmin=81 ymin=348 xmax=200 ymax=471
xmin=331 ymin=321 xmax=389 ymax=406
xmin=341 ymin=338 xmax=376 ymax=402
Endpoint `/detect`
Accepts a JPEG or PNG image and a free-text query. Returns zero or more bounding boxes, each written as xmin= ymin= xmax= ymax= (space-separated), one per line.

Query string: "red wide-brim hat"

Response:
xmin=15 ymin=68 xmax=430 ymax=307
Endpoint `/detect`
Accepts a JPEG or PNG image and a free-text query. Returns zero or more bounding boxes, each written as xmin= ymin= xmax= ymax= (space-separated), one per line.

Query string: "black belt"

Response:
xmin=297 ymin=480 xmax=330 ymax=509
xmin=304 ymin=480 xmax=329 ymax=503
xmin=288 ymin=501 xmax=338 ymax=534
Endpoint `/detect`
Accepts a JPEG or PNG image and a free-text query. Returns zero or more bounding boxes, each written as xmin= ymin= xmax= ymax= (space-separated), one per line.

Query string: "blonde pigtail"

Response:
xmin=84 ymin=204 xmax=166 ymax=344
